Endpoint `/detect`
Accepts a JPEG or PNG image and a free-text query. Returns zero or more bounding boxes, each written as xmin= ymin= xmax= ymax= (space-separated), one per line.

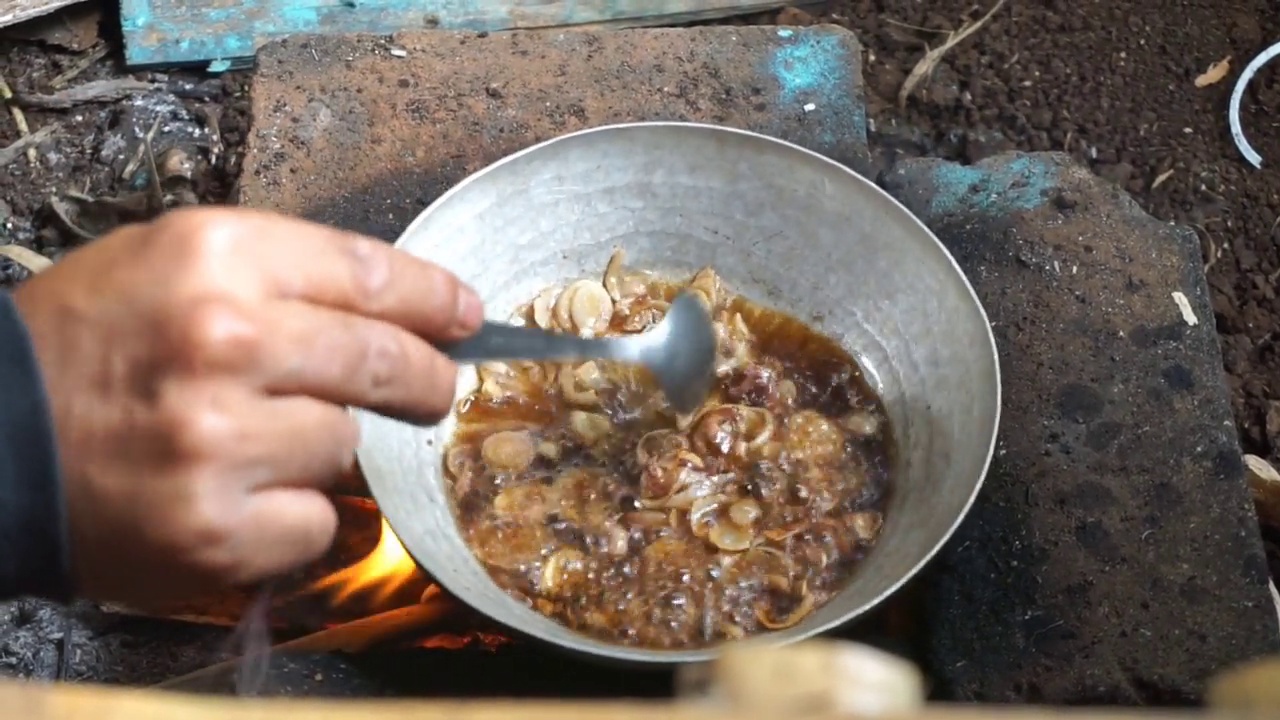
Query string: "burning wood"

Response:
xmin=304 ymin=516 xmax=421 ymax=608
xmin=154 ymin=595 xmax=459 ymax=691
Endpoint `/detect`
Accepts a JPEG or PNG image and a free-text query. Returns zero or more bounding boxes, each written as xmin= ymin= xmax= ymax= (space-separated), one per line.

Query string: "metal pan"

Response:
xmin=354 ymin=122 xmax=1002 ymax=665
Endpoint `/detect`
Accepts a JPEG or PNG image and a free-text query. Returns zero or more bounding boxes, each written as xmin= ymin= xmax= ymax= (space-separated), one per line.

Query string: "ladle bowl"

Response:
xmin=353 ymin=122 xmax=1002 ymax=665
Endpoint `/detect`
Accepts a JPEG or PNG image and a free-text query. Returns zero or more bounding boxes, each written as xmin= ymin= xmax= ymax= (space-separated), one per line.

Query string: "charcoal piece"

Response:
xmin=881 ymin=152 xmax=1280 ymax=704
xmin=0 ymin=600 xmax=231 ymax=684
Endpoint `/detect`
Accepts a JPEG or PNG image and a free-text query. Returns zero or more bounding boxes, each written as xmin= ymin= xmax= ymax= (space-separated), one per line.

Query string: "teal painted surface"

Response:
xmin=120 ymin=0 xmax=781 ymax=67
xmin=927 ymin=156 xmax=1061 ymax=217
xmin=764 ymin=28 xmax=866 ymax=149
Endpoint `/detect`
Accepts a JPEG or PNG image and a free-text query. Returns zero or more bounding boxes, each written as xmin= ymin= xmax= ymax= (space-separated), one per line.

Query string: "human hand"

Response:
xmin=11 ymin=206 xmax=481 ymax=608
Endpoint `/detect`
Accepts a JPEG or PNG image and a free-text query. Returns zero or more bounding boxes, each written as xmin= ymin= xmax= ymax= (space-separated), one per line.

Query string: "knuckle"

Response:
xmin=296 ymin=497 xmax=340 ymax=560
xmin=344 ymin=235 xmax=393 ymax=308
xmin=173 ymin=299 xmax=261 ymax=371
xmin=428 ymin=264 xmax=461 ymax=312
xmin=157 ymin=208 xmax=239 ymax=268
xmin=157 ymin=398 xmax=236 ymax=463
xmin=358 ymin=326 xmax=409 ymax=397
xmin=404 ymin=349 xmax=458 ymax=423
xmin=172 ymin=482 xmax=241 ymax=579
xmin=330 ymin=410 xmax=361 ymax=453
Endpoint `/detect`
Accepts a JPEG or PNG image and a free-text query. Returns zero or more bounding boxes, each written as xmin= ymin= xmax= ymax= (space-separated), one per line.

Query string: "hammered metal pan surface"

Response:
xmin=354 ymin=122 xmax=1002 ymax=665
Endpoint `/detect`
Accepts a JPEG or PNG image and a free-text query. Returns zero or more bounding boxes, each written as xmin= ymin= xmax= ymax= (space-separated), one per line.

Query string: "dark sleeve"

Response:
xmin=0 ymin=291 xmax=72 ymax=602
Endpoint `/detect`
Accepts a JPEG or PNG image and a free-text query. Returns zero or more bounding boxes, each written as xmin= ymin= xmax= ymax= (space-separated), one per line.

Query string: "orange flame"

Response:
xmin=309 ymin=517 xmax=420 ymax=607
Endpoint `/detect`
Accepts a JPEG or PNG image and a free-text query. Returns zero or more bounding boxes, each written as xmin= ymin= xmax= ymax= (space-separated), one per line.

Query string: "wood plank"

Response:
xmin=0 ymin=3 xmax=100 ymax=48
xmin=118 ymin=0 xmax=786 ymax=67
xmin=0 ymin=676 xmax=1235 ymax=719
xmin=0 ymin=0 xmax=83 ymax=30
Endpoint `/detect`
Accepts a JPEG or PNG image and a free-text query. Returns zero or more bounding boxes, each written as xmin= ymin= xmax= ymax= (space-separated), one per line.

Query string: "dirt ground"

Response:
xmin=0 ymin=4 xmax=1278 ymax=518
xmin=833 ymin=0 xmax=1280 ymax=467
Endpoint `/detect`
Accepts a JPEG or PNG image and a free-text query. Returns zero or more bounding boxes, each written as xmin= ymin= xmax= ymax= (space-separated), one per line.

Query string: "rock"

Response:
xmin=881 ymin=151 xmax=1280 ymax=703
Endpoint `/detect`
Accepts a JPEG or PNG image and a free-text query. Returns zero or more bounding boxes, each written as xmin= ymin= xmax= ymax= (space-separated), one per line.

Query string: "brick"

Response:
xmin=239 ymin=26 xmax=870 ymax=237
xmin=881 ymin=153 xmax=1280 ymax=703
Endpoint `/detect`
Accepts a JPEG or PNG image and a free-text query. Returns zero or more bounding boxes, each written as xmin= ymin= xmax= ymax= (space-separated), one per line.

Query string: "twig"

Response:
xmin=0 ymin=122 xmax=59 ymax=168
xmin=120 ymin=118 xmax=160 ymax=182
xmin=153 ymin=598 xmax=456 ymax=690
xmin=47 ymin=194 xmax=97 ymax=241
xmin=57 ymin=614 xmax=74 ymax=680
xmin=197 ymin=104 xmax=223 ymax=167
xmin=15 ymin=78 xmax=161 ymax=110
xmin=0 ymin=74 xmax=37 ymax=166
xmin=142 ymin=122 xmax=165 ymax=215
xmin=897 ymin=0 xmax=1009 ymax=110
xmin=0 ymin=245 xmax=54 ymax=273
xmin=49 ymin=44 xmax=110 ymax=89
xmin=1191 ymin=224 xmax=1219 ymax=273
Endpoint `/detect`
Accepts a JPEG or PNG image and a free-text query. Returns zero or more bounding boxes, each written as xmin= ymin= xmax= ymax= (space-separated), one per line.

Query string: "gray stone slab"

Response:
xmin=881 ymin=152 xmax=1280 ymax=704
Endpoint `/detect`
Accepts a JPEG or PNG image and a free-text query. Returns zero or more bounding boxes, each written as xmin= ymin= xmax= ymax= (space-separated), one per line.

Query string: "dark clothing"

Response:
xmin=0 ymin=292 xmax=71 ymax=601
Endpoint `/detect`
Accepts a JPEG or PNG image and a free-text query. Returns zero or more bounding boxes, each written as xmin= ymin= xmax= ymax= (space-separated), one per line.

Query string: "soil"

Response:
xmin=808 ymin=0 xmax=1280 ymax=465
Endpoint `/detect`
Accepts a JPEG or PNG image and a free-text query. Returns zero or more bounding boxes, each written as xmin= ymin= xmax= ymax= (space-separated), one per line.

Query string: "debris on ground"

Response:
xmin=17 ymin=78 xmax=167 ymax=109
xmin=0 ymin=0 xmax=85 ymax=33
xmin=0 ymin=4 xmax=100 ymax=50
xmin=896 ymin=0 xmax=1007 ymax=110
xmin=0 ymin=72 xmax=37 ymax=165
xmin=1249 ymin=454 xmax=1280 ymax=529
xmin=0 ymin=243 xmax=51 ymax=272
xmin=1196 ymin=56 xmax=1233 ymax=88
xmin=0 ymin=120 xmax=57 ymax=166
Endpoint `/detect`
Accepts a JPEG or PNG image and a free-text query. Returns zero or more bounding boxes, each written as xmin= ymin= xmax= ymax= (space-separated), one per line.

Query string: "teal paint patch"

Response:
xmin=764 ymin=29 xmax=866 ymax=148
xmin=121 ymin=0 xmax=718 ymax=67
xmin=207 ymin=58 xmax=232 ymax=73
xmin=928 ymin=156 xmax=1061 ymax=217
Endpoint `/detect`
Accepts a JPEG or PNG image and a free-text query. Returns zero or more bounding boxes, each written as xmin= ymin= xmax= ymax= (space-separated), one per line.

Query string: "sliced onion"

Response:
xmin=756 ymin=591 xmax=816 ymax=630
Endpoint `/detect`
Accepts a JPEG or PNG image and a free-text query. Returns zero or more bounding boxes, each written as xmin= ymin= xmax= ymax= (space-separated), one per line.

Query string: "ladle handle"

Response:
xmin=440 ymin=321 xmax=605 ymax=363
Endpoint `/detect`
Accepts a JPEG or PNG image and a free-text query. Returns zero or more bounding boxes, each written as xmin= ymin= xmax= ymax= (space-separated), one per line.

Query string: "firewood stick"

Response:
xmin=154 ymin=597 xmax=456 ymax=690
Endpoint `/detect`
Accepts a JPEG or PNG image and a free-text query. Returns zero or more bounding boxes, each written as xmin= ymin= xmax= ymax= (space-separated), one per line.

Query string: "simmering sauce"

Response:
xmin=442 ymin=251 xmax=894 ymax=649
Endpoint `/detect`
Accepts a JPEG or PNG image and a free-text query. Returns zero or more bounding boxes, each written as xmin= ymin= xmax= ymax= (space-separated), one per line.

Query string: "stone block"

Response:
xmin=881 ymin=152 xmax=1280 ymax=703
xmin=239 ymin=25 xmax=870 ymax=236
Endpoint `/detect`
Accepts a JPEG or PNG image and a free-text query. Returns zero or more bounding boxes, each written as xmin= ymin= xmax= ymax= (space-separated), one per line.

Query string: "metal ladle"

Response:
xmin=439 ymin=290 xmax=717 ymax=414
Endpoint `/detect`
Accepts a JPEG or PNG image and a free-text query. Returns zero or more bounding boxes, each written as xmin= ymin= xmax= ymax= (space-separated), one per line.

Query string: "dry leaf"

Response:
xmin=1195 ymin=56 xmax=1232 ymax=88
xmin=0 ymin=245 xmax=52 ymax=274
xmin=1246 ymin=454 xmax=1280 ymax=528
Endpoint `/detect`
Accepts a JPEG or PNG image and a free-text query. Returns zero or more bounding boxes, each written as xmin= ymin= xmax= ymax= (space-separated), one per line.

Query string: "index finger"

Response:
xmin=220 ymin=208 xmax=483 ymax=341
